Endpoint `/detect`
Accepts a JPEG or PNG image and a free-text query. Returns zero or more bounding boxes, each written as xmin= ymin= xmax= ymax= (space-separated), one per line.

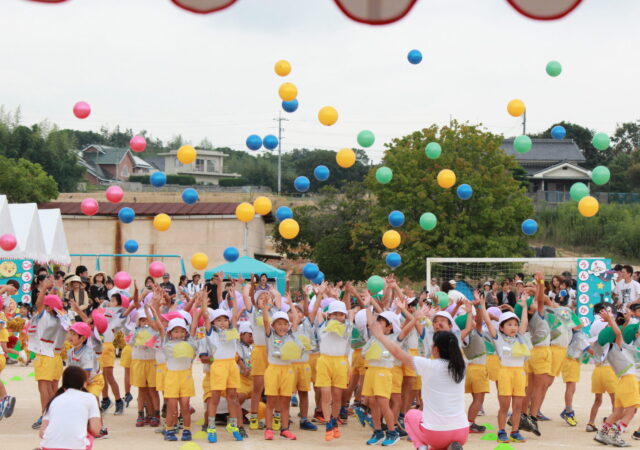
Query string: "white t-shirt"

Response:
xmin=412 ymin=356 xmax=468 ymax=431
xmin=41 ymin=388 xmax=100 ymax=450
xmin=615 ymin=279 xmax=640 ymax=310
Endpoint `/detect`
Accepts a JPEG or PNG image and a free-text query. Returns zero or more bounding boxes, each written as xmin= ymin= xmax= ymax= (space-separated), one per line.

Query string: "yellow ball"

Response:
xmin=507 ymin=99 xmax=526 ymax=117
xmin=278 ymin=82 xmax=297 ymax=102
xmin=274 ymin=60 xmax=291 ymax=77
xmin=382 ymin=230 xmax=401 ymax=249
xmin=191 ymin=252 xmax=208 ymax=271
xmin=578 ymin=195 xmax=599 ymax=217
xmin=253 ymin=196 xmax=272 ymax=215
xmin=177 ymin=145 xmax=197 ymax=165
xmin=279 ymin=218 xmax=300 ymax=239
xmin=153 ymin=213 xmax=171 ymax=232
xmin=336 ymin=148 xmax=356 ymax=168
xmin=437 ymin=169 xmax=456 ymax=189
xmin=235 ymin=202 xmax=255 ymax=223
xmin=318 ymin=106 xmax=338 ymax=126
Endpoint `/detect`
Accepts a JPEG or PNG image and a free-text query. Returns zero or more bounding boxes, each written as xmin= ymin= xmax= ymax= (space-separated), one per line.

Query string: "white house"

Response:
xmin=153 ymin=149 xmax=241 ymax=185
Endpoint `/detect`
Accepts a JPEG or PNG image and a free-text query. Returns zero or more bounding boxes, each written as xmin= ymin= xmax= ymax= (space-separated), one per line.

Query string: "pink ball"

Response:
xmin=105 ymin=185 xmax=124 ymax=203
xmin=113 ymin=271 xmax=132 ymax=290
xmin=130 ymin=135 xmax=147 ymax=153
xmin=149 ymin=261 xmax=166 ymax=278
xmin=73 ymin=101 xmax=91 ymax=119
xmin=80 ymin=198 xmax=99 ymax=216
xmin=0 ymin=234 xmax=17 ymax=251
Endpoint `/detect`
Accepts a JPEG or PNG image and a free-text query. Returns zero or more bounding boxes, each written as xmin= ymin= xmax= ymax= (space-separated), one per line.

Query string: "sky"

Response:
xmin=1 ymin=0 xmax=640 ymax=162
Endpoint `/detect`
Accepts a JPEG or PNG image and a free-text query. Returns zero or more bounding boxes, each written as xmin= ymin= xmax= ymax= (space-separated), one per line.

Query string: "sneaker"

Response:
xmin=136 ymin=414 xmax=145 ymax=427
xmin=181 ymin=429 xmax=192 ymax=441
xmin=396 ymin=426 xmax=408 ymax=438
xmin=382 ymin=430 xmax=400 ymax=446
xmin=469 ymin=423 xmax=486 ymax=433
xmin=313 ymin=410 xmax=327 ymax=424
xmin=291 ymin=395 xmax=299 ymax=407
xmin=96 ymin=428 xmax=109 ymax=440
xmin=325 ymin=421 xmax=334 ymax=442
xmin=100 ymin=397 xmax=112 ymax=412
xmin=300 ymin=419 xmax=317 ymax=431
xmin=517 ymin=414 xmax=532 ymax=433
xmin=273 ymin=413 xmax=281 ymax=431
xmin=0 ymin=397 xmax=6 ymax=420
xmin=587 ymin=423 xmax=598 ymax=432
xmin=239 ymin=427 xmax=248 ymax=439
xmin=339 ymin=406 xmax=349 ymax=421
xmin=595 ymin=430 xmax=612 ymax=445
xmin=497 ymin=429 xmax=509 ymax=443
xmin=114 ymin=399 xmax=124 ymax=416
xmin=124 ymin=392 xmax=133 ymax=408
xmin=149 ymin=416 xmax=160 ymax=427
xmin=537 ymin=411 xmax=550 ymax=421
xmin=280 ymin=429 xmax=297 ymax=440
xmin=226 ymin=423 xmax=243 ymax=441
xmin=632 ymin=430 xmax=640 ymax=440
xmin=477 ymin=407 xmax=485 ymax=417
xmin=448 ymin=442 xmax=463 ymax=450
xmin=250 ymin=415 xmax=259 ymax=430
xmin=32 ymin=416 xmax=42 ymax=430
xmin=367 ymin=430 xmax=385 ymax=445
xmin=610 ymin=429 xmax=631 ymax=447
xmin=207 ymin=428 xmax=218 ymax=443
xmin=3 ymin=396 xmax=15 ymax=419
xmin=164 ymin=429 xmax=178 ymax=442
xmin=333 ymin=424 xmax=341 ymax=439
xmin=355 ymin=408 xmax=368 ymax=427
xmin=397 ymin=414 xmax=405 ymax=429
xmin=264 ymin=429 xmax=274 ymax=440
xmin=528 ymin=415 xmax=541 ymax=436
xmin=510 ymin=431 xmax=526 ymax=443
xmin=560 ymin=410 xmax=577 ymax=427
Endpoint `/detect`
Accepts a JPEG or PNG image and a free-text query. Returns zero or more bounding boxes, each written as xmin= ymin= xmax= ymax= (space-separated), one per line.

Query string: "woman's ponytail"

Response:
xmin=433 ymin=331 xmax=466 ymax=384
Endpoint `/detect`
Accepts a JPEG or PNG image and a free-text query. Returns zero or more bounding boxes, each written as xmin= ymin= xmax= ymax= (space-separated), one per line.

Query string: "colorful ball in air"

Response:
xmin=223 ymin=247 xmax=239 ymax=262
xmin=303 ymin=263 xmax=320 ymax=280
xmin=253 ymin=196 xmax=272 ymax=215
xmin=388 ymin=210 xmax=405 ymax=227
xmin=263 ymin=135 xmax=278 ymax=150
xmin=521 ymin=219 xmax=538 ymax=236
xmin=282 ymin=99 xmax=298 ymax=113
xmin=246 ymin=135 xmax=262 ymax=151
xmin=312 ymin=271 xmax=325 ymax=284
xmin=274 ymin=60 xmax=291 ymax=77
xmin=592 ymin=132 xmax=610 ymax=151
xmin=437 ymin=169 xmax=456 ymax=189
xmin=357 ymin=130 xmax=375 ymax=148
xmin=278 ymin=82 xmax=297 ymax=102
xmin=0 ymin=234 xmax=17 ymax=251
xmin=375 ymin=167 xmax=393 ymax=184
xmin=367 ymin=275 xmax=385 ymax=293
xmin=153 ymin=213 xmax=171 ymax=231
xmin=386 ymin=252 xmax=402 ymax=269
xmin=513 ymin=135 xmax=532 ymax=154
xmin=551 ymin=125 xmax=566 ymax=140
xmin=275 ymin=206 xmax=293 ymax=222
xmin=382 ymin=230 xmax=401 ymax=249
xmin=181 ymin=188 xmax=199 ymax=205
xmin=419 ymin=212 xmax=437 ymax=231
xmin=425 ymin=142 xmax=441 ymax=159
xmin=407 ymin=49 xmax=422 ymax=64
xmin=150 ymin=172 xmax=167 ymax=187
xmin=279 ymin=218 xmax=300 ymax=239
xmin=507 ymin=99 xmax=526 ymax=117
xmin=591 ymin=166 xmax=610 ymax=185
xmin=129 ymin=135 xmax=147 ymax=152
xmin=80 ymin=198 xmax=99 ymax=216
xmin=124 ymin=239 xmax=138 ymax=253
xmin=456 ymin=184 xmax=473 ymax=200
xmin=191 ymin=252 xmax=208 ymax=271
xmin=113 ymin=271 xmax=132 ymax=289
xmin=177 ymin=145 xmax=197 ymax=164
xmin=336 ymin=148 xmax=356 ymax=168
xmin=118 ymin=207 xmax=135 ymax=224
xmin=436 ymin=291 xmax=450 ymax=309
xmin=546 ymin=60 xmax=562 ymax=77
xmin=570 ymin=182 xmax=589 ymax=201
xmin=73 ymin=101 xmax=91 ymax=119
xmin=294 ymin=176 xmax=310 ymax=192
xmin=235 ymin=203 xmax=255 ymax=223
xmin=105 ymin=185 xmax=124 ymax=203
xmin=578 ymin=196 xmax=599 ymax=217
xmin=313 ymin=165 xmax=330 ymax=181
xmin=149 ymin=261 xmax=166 ymax=278
xmin=318 ymin=106 xmax=338 ymax=126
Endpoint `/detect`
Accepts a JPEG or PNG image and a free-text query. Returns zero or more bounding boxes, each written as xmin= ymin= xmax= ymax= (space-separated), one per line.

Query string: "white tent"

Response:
xmin=8 ymin=203 xmax=48 ymax=263
xmin=0 ymin=195 xmax=17 ymax=260
xmin=38 ymin=209 xmax=70 ymax=265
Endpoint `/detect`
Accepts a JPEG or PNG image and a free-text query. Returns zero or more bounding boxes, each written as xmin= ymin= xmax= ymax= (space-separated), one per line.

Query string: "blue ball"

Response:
xmin=263 ymin=134 xmax=278 ymax=150
xmin=275 ymin=206 xmax=293 ymax=222
xmin=551 ymin=125 xmax=566 ymax=140
xmin=181 ymin=188 xmax=199 ymax=205
xmin=407 ymin=49 xmax=423 ymax=64
xmin=282 ymin=99 xmax=299 ymax=113
xmin=303 ymin=263 xmax=320 ymax=280
xmin=521 ymin=219 xmax=538 ymax=236
xmin=150 ymin=172 xmax=167 ymax=188
xmin=388 ymin=210 xmax=405 ymax=227
xmin=313 ymin=165 xmax=330 ymax=182
xmin=312 ymin=271 xmax=325 ymax=284
xmin=246 ymin=134 xmax=262 ymax=151
xmin=386 ymin=252 xmax=402 ymax=269
xmin=223 ymin=246 xmax=240 ymax=262
xmin=124 ymin=239 xmax=138 ymax=253
xmin=456 ymin=184 xmax=473 ymax=200
xmin=294 ymin=176 xmax=310 ymax=192
xmin=118 ymin=207 xmax=135 ymax=224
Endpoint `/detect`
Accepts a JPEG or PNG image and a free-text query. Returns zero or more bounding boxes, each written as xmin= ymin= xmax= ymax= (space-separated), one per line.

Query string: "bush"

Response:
xmin=220 ymin=178 xmax=249 ymax=187
xmin=128 ymin=174 xmax=196 ymax=185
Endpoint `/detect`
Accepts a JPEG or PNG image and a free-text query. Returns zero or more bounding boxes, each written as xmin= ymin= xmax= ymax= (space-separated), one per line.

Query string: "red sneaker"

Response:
xmin=280 ymin=429 xmax=297 ymax=440
xmin=264 ymin=429 xmax=274 ymax=440
xmin=313 ymin=410 xmax=327 ymax=423
xmin=333 ymin=425 xmax=341 ymax=439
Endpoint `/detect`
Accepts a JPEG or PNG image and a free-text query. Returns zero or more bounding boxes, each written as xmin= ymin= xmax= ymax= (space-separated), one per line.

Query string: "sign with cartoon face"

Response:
xmin=0 ymin=259 xmax=35 ymax=306
xmin=576 ymin=258 xmax=612 ymax=333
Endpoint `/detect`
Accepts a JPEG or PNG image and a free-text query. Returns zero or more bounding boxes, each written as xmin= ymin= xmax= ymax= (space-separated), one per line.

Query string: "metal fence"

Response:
xmin=529 ymin=191 xmax=640 ymax=205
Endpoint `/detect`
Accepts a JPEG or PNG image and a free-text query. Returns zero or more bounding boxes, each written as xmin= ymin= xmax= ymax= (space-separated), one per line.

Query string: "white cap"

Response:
xmin=254 ymin=290 xmax=272 ymax=302
xmin=327 ymin=301 xmax=347 ymax=315
xmin=354 ymin=308 xmax=368 ymax=331
xmin=207 ymin=308 xmax=216 ymax=321
xmin=379 ymin=311 xmax=401 ymax=333
xmin=281 ymin=301 xmax=291 ymax=313
xmin=483 ymin=281 xmax=491 ymax=286
xmin=167 ymin=318 xmax=188 ymax=332
xmin=137 ymin=309 xmax=147 ymax=320
xmin=434 ymin=311 xmax=454 ymax=324
xmin=211 ymin=308 xmax=230 ymax=322
xmin=589 ymin=317 xmax=607 ymax=339
xmin=271 ymin=311 xmax=290 ymax=325
xmin=179 ymin=310 xmax=192 ymax=326
xmin=449 ymin=279 xmax=457 ymax=285
xmin=499 ymin=311 xmax=520 ymax=325
xmin=239 ymin=321 xmax=253 ymax=334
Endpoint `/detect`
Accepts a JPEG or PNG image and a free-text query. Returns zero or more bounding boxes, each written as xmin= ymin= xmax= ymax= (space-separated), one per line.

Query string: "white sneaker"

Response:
xmin=595 ymin=430 xmax=612 ymax=445
xmin=610 ymin=430 xmax=631 ymax=447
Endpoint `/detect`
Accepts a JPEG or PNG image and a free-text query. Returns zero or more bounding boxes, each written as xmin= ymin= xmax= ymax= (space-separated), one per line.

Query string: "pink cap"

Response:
xmin=44 ymin=294 xmax=63 ymax=311
xmin=162 ymin=311 xmax=182 ymax=322
xmin=91 ymin=311 xmax=108 ymax=334
xmin=70 ymin=322 xmax=92 ymax=339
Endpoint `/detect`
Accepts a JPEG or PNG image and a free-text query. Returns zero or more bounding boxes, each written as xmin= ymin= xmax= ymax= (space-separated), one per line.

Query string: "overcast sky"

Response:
xmin=1 ymin=0 xmax=639 ymax=161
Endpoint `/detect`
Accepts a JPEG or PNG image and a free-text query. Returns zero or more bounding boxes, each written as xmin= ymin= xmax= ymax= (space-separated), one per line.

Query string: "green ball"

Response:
xmin=357 ymin=130 xmax=375 ymax=148
xmin=419 ymin=212 xmax=437 ymax=231
xmin=591 ymin=166 xmax=611 ymax=185
xmin=375 ymin=166 xmax=393 ymax=184
xmin=546 ymin=60 xmax=562 ymax=77
xmin=513 ymin=135 xmax=532 ymax=154
xmin=569 ymin=182 xmax=589 ymax=201
xmin=592 ymin=132 xmax=610 ymax=151
xmin=436 ymin=291 xmax=450 ymax=309
xmin=367 ymin=275 xmax=385 ymax=294
xmin=425 ymin=142 xmax=442 ymax=159
xmin=454 ymin=313 xmax=468 ymax=330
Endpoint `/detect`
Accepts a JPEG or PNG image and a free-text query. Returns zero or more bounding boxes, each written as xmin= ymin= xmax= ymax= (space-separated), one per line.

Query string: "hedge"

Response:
xmin=219 ymin=178 xmax=249 ymax=187
xmin=128 ymin=174 xmax=196 ymax=185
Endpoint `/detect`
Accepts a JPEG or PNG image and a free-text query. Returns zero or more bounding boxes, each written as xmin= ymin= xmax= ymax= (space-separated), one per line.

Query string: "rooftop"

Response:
xmin=501 ymin=138 xmax=586 ymax=164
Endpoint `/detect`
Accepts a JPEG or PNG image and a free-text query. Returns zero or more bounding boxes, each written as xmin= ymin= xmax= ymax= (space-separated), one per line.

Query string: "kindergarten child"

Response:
xmin=0 ymin=313 xmax=19 ymax=419
xmin=131 ymin=307 xmax=160 ymax=427
xmin=236 ymin=321 xmax=254 ymax=406
xmin=290 ymin=302 xmax=318 ymax=431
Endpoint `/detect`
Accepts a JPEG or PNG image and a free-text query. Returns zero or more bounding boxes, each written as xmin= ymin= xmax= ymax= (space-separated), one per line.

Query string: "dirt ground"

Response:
xmin=0 ymin=361 xmax=627 ymax=450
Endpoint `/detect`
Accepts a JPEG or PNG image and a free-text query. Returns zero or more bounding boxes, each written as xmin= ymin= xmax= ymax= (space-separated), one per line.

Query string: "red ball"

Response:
xmin=80 ymin=198 xmax=99 ymax=216
xmin=113 ymin=271 xmax=132 ymax=290
xmin=130 ymin=135 xmax=147 ymax=153
xmin=0 ymin=234 xmax=17 ymax=251
xmin=149 ymin=261 xmax=166 ymax=278
xmin=105 ymin=185 xmax=124 ymax=203
xmin=73 ymin=101 xmax=91 ymax=119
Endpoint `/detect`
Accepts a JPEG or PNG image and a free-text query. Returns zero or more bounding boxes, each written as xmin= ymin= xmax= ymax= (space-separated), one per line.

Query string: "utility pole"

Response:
xmin=273 ymin=112 xmax=289 ymax=195
xmin=522 ymin=110 xmax=527 ymax=135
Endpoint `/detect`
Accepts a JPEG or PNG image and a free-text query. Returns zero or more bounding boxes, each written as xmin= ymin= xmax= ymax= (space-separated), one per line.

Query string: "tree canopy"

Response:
xmin=0 ymin=156 xmax=58 ymax=202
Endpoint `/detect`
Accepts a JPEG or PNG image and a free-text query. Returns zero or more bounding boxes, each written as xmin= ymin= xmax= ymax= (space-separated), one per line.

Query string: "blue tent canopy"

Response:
xmin=204 ymin=256 xmax=286 ymax=294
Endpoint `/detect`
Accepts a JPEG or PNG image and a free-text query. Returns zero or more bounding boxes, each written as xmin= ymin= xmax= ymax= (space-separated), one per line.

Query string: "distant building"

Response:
xmin=79 ymin=145 xmax=155 ymax=183
xmin=155 ymin=148 xmax=241 ymax=185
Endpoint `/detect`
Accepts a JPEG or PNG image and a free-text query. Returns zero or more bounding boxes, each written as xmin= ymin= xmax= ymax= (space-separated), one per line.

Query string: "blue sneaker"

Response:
xmin=32 ymin=416 xmax=42 ymax=430
xmin=367 ymin=430 xmax=385 ymax=445
xmin=381 ymin=430 xmax=400 ymax=446
xmin=497 ymin=429 xmax=509 ymax=443
xmin=0 ymin=397 xmax=6 ymax=421
xmin=207 ymin=428 xmax=218 ymax=443
xmin=291 ymin=395 xmax=299 ymax=407
xmin=181 ymin=430 xmax=192 ymax=441
xmin=339 ymin=406 xmax=348 ymax=421
xmin=560 ymin=409 xmax=577 ymax=427
xmin=300 ymin=419 xmax=317 ymax=431
xmin=510 ymin=431 xmax=527 ymax=443
xmin=536 ymin=411 xmax=550 ymax=421
xmin=164 ymin=430 xmax=178 ymax=441
xmin=226 ymin=423 xmax=243 ymax=441
xmin=354 ymin=407 xmax=368 ymax=427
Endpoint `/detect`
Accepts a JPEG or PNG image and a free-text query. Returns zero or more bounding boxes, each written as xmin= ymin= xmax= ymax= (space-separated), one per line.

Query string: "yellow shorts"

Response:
xmin=592 ymin=365 xmax=617 ymax=394
xmin=549 ymin=345 xmax=567 ymax=377
xmin=99 ymin=342 xmax=116 ymax=369
xmin=293 ymin=362 xmax=312 ymax=392
xmin=362 ymin=366 xmax=392 ymax=399
xmin=487 ymin=354 xmax=501 ymax=382
xmin=413 ymin=375 xmax=421 ymax=390
xmin=211 ymin=358 xmax=240 ymax=391
xmin=309 ymin=352 xmax=320 ymax=383
xmin=498 ymin=366 xmax=527 ymax=397
xmin=155 ymin=363 xmax=167 ymax=392
xmin=251 ymin=346 xmax=268 ymax=377
xmin=391 ymin=365 xmax=403 ymax=394
xmin=403 ymin=349 xmax=418 ymax=377
xmin=164 ymin=369 xmax=195 ymax=399
xmin=120 ymin=345 xmax=133 ymax=369
xmin=315 ymin=355 xmax=349 ymax=389
xmin=203 ymin=369 xmax=212 ymax=401
xmin=561 ymin=358 xmax=580 ymax=383
xmin=239 ymin=374 xmax=253 ymax=396
xmin=614 ymin=374 xmax=640 ymax=408
xmin=131 ymin=359 xmax=156 ymax=388
xmin=0 ymin=354 xmax=5 ymax=373
xmin=352 ymin=348 xmax=366 ymax=376
xmin=465 ymin=363 xmax=490 ymax=394
xmin=87 ymin=373 xmax=105 ymax=398
xmin=35 ymin=354 xmax=61 ymax=381
xmin=264 ymin=364 xmax=295 ymax=397
xmin=526 ymin=346 xmax=552 ymax=375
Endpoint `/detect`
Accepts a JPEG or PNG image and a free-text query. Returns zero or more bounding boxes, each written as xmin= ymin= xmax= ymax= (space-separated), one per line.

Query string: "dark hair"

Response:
xmin=516 ymin=272 xmax=525 ymax=280
xmin=105 ymin=277 xmax=113 ymax=285
xmin=56 ymin=270 xmax=66 ymax=278
xmin=6 ymin=279 xmax=19 ymax=290
xmin=34 ymin=274 xmax=47 ymax=288
xmin=259 ymin=273 xmax=268 ymax=281
xmin=594 ymin=301 xmax=616 ymax=316
xmin=623 ymin=265 xmax=634 ymax=274
xmin=441 ymin=281 xmax=454 ymax=293
xmin=75 ymin=265 xmax=88 ymax=276
xmin=43 ymin=366 xmax=88 ymax=414
xmin=179 ymin=275 xmax=187 ymax=286
xmin=376 ymin=316 xmax=391 ymax=328
xmin=111 ymin=293 xmax=122 ymax=306
xmin=37 ymin=267 xmax=48 ymax=275
xmin=144 ymin=276 xmax=155 ymax=286
xmin=432 ymin=331 xmax=465 ymax=384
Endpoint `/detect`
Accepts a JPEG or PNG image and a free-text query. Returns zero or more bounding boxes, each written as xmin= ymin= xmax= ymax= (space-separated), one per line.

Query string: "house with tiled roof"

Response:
xmin=79 ymin=145 xmax=153 ymax=183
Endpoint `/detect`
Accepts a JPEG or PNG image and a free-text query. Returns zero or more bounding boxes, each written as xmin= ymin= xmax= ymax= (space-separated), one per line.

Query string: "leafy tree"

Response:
xmin=612 ymin=121 xmax=640 ymax=154
xmin=0 ymin=156 xmax=58 ymax=202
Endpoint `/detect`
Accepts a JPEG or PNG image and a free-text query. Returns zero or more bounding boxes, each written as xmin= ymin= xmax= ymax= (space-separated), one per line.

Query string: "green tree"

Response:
xmin=0 ymin=156 xmax=58 ymax=202
xmin=612 ymin=121 xmax=640 ymax=154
